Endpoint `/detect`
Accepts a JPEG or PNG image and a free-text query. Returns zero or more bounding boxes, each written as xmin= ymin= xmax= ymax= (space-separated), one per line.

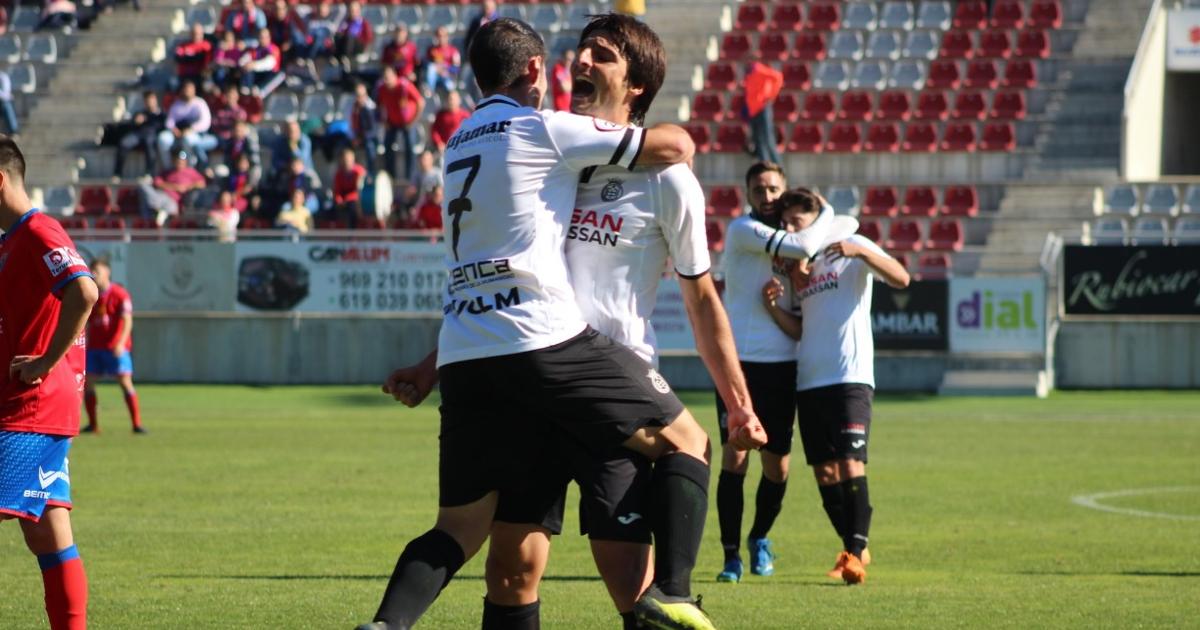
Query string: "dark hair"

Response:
xmin=0 ymin=135 xmax=26 ymax=186
xmin=579 ymin=13 xmax=666 ymax=125
xmin=469 ymin=18 xmax=546 ymax=93
xmin=771 ymin=187 xmax=822 ymax=216
xmin=744 ymin=161 xmax=786 ymax=188
xmin=91 ymin=256 xmax=111 ymax=270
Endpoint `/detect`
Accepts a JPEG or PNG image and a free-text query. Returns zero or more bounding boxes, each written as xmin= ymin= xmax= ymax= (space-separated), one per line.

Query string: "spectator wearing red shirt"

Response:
xmin=221 ymin=0 xmax=266 ymax=46
xmin=211 ymin=84 xmax=248 ymax=146
xmin=430 ymin=90 xmax=471 ymax=153
xmin=240 ymin=28 xmax=284 ymax=96
xmin=423 ymin=26 xmax=461 ymax=94
xmin=414 ymin=184 xmax=443 ymax=230
xmin=334 ymin=0 xmax=373 ymax=75
xmin=211 ymin=29 xmax=244 ymax=90
xmin=375 ymin=66 xmax=424 ymax=183
xmin=381 ymin=22 xmax=418 ymax=81
xmin=174 ymin=22 xmax=213 ymax=88
xmin=0 ymin=136 xmax=99 ymax=630
xmin=551 ymin=48 xmax=575 ymax=112
xmin=82 ymin=257 xmax=145 ymax=434
xmin=139 ymin=151 xmax=207 ymax=225
xmin=331 ymin=147 xmax=366 ymax=227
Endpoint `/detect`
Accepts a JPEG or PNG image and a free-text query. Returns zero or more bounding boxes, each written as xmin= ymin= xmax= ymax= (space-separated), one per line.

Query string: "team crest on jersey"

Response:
xmin=601 ymin=179 xmax=624 ymax=202
xmin=593 ymin=118 xmax=624 ymax=132
xmin=43 ymin=247 xmax=85 ymax=277
xmin=647 ymin=369 xmax=671 ymax=394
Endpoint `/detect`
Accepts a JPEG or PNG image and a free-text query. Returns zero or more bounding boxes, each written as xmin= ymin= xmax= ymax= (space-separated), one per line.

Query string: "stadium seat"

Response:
xmin=851 ymin=60 xmax=888 ymax=90
xmin=769 ymin=3 xmax=804 ymax=31
xmin=23 ymin=33 xmax=56 ymax=64
xmin=361 ymin=5 xmax=390 ymax=34
xmin=706 ymin=219 xmax=726 ymax=252
xmin=130 ymin=217 xmax=159 ymax=232
xmin=951 ymin=91 xmax=988 ymax=120
xmin=1174 ymin=217 xmax=1200 ymax=244
xmin=775 ymin=91 xmax=802 ymax=123
xmin=265 ymin=93 xmax=300 ymax=122
xmin=1131 ymin=217 xmax=1170 ymax=245
xmin=941 ymin=122 xmax=978 ymax=151
xmin=302 ymin=92 xmax=336 ymax=123
xmin=879 ymin=1 xmax=915 ymax=30
xmin=826 ymin=186 xmax=862 ymax=215
xmin=952 ymin=0 xmax=988 ymax=29
xmin=977 ymin=29 xmax=1013 ymax=59
xmin=825 ymin=122 xmax=862 ymax=152
xmin=496 ymin=4 xmax=527 ymax=23
xmin=1142 ymin=184 xmax=1180 ymax=216
xmin=916 ymin=252 xmax=952 ymax=279
xmin=885 ymin=218 xmax=924 ymax=251
xmin=684 ymin=122 xmax=712 ymax=153
xmin=423 ymin=6 xmax=459 ymax=34
xmin=239 ymin=216 xmax=268 ymax=230
xmin=115 ymin=187 xmax=141 ymax=215
xmin=864 ymin=122 xmax=901 ymax=152
xmin=58 ymin=216 xmax=88 ymax=232
xmin=965 ymin=59 xmax=999 ymax=89
xmin=806 ymin=3 xmax=842 ymax=31
xmin=357 ymin=216 xmax=386 ymax=230
xmin=530 ymin=5 xmax=563 ymax=34
xmin=942 ymin=185 xmax=980 ymax=217
xmin=876 ymin=90 xmax=912 ymax=121
xmin=186 ymin=6 xmax=217 ymax=32
xmin=759 ymin=32 xmax=790 ymax=62
xmin=782 ymin=61 xmax=812 ymax=89
xmin=735 ymin=3 xmax=768 ymax=31
xmin=793 ymin=32 xmax=827 ymax=61
xmin=857 ymin=218 xmax=883 ymax=242
xmin=828 ymin=30 xmax=864 ymax=61
xmin=94 ymin=216 xmax=126 ymax=231
xmin=709 ymin=186 xmax=744 ymax=217
xmin=713 ymin=123 xmax=749 ymax=153
xmin=925 ymin=218 xmax=964 ymax=250
xmin=990 ymin=0 xmax=1025 ymax=29
xmin=77 ymin=186 xmax=115 ymax=216
xmin=316 ymin=219 xmax=349 ymax=230
xmin=902 ymin=186 xmax=939 ymax=216
xmin=705 ymin=62 xmax=738 ymax=91
xmin=939 ymin=30 xmax=974 ymax=59
xmin=1103 ymin=184 xmax=1139 ymax=216
xmin=10 ymin=63 xmax=35 ymax=94
xmin=787 ymin=123 xmax=825 ymax=153
xmin=842 ymin=1 xmax=879 ymax=30
xmin=563 ymin=4 xmax=595 ymax=30
xmin=1003 ymin=59 xmax=1038 ymax=88
xmin=729 ymin=93 xmax=747 ymax=120
xmin=903 ymin=30 xmax=941 ymax=60
xmin=392 ymin=6 xmax=424 ymax=32
xmin=1184 ymin=185 xmax=1200 ymax=215
xmin=1091 ymin=217 xmax=1128 ymax=245
xmin=980 ymin=122 xmax=1015 ymax=151
xmin=719 ymin=33 xmax=754 ymax=61
xmin=10 ymin=7 xmax=39 ymax=32
xmin=167 ymin=217 xmax=201 ymax=230
xmin=802 ymin=91 xmax=837 ymax=121
xmin=0 ymin=35 xmax=20 ymax=64
xmin=902 ymin=121 xmax=938 ymax=152
xmin=866 ymin=30 xmax=902 ymax=60
xmin=838 ymin=90 xmax=874 ymax=121
xmin=1030 ymin=0 xmax=1064 ymax=29
xmin=691 ymin=92 xmax=725 ymax=122
xmin=239 ymin=94 xmax=264 ymax=123
xmin=863 ymin=186 xmax=899 ymax=217
xmin=917 ymin=1 xmax=952 ymax=30
xmin=43 ymin=185 xmax=77 ymax=215
xmin=915 ymin=90 xmax=950 ymax=121
xmin=927 ymin=59 xmax=962 ymax=89
xmin=990 ymin=90 xmax=1027 ymax=120
xmin=1017 ymin=30 xmax=1050 ymax=59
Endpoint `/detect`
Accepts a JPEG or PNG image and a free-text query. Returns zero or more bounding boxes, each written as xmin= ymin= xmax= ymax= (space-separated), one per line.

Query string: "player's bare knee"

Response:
xmin=658 ymin=411 xmax=710 ymax=462
xmin=19 ymin=510 xmax=73 ymax=555
xmin=484 ymin=552 xmax=540 ymax=605
xmin=812 ymin=461 xmax=840 ymax=486
xmin=762 ymin=452 xmax=789 ymax=483
xmin=721 ymin=443 xmax=749 ymax=474
xmin=839 ymin=458 xmax=865 ymax=479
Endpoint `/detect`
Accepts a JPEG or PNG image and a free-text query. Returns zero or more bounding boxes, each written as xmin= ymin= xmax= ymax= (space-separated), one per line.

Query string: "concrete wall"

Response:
xmin=1056 ymin=320 xmax=1200 ymax=388
xmin=1122 ymin=4 xmax=1166 ymax=179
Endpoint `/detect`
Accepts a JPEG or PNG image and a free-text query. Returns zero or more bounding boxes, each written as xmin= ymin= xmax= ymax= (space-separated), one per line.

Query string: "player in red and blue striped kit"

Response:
xmin=0 ymin=136 xmax=98 ymax=629
xmin=82 ymin=258 xmax=145 ymax=434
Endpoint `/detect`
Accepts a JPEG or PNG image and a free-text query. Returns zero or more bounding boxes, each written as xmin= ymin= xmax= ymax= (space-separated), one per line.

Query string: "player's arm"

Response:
xmin=382 ymin=349 xmax=439 ymax=408
xmin=10 ymin=276 xmax=99 ymax=385
xmin=543 ymin=112 xmax=694 ymax=173
xmin=761 ymin=277 xmax=803 ymax=341
xmin=640 ymin=123 xmax=694 ymax=166
xmin=112 ymin=312 xmax=133 ymax=356
xmin=826 ymin=237 xmax=910 ymax=289
xmin=729 ymin=204 xmax=838 ymax=260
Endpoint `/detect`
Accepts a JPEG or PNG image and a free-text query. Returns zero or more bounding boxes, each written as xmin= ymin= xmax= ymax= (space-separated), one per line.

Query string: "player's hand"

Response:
xmin=790 ymin=257 xmax=812 ymax=291
xmin=761 ymin=277 xmax=785 ymax=308
xmin=382 ymin=362 xmax=437 ymax=408
xmin=111 ymin=348 xmax=126 ymax=359
xmin=9 ymin=355 xmax=51 ymax=386
xmin=725 ymin=406 xmax=768 ymax=451
xmin=825 ymin=240 xmax=866 ymax=262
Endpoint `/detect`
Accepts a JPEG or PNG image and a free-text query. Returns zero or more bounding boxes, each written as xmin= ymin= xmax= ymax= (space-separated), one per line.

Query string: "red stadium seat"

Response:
xmin=801 ymin=91 xmax=837 ymax=121
xmin=782 ymin=60 xmax=812 ymax=89
xmin=713 ymin=122 xmax=749 ymax=153
xmin=901 ymin=186 xmax=939 ymax=217
xmin=864 ymin=122 xmax=900 ymax=153
xmin=990 ymin=0 xmax=1025 ymax=29
xmin=729 ymin=93 xmax=747 ymax=119
xmin=825 ymin=122 xmax=862 ymax=153
xmin=357 ymin=216 xmax=386 ymax=230
xmin=915 ymin=90 xmax=949 ymax=121
xmin=965 ymin=59 xmax=999 ymax=89
xmin=990 ymin=90 xmax=1027 ymax=120
xmin=115 ymin=186 xmax=141 ymax=215
xmin=902 ymin=122 xmax=938 ymax=152
xmin=130 ymin=217 xmax=158 ymax=231
xmin=759 ymin=32 xmax=789 ymax=61
xmin=240 ymin=216 xmax=269 ymax=229
xmin=951 ymin=91 xmax=988 ymax=120
xmin=735 ymin=3 xmax=768 ymax=31
xmin=980 ymin=122 xmax=1016 ymax=151
xmin=774 ymin=91 xmax=801 ymax=123
xmin=94 ymin=216 xmax=126 ymax=231
xmin=876 ymin=90 xmax=912 ymax=122
xmin=719 ymin=32 xmax=754 ymax=61
xmin=927 ymin=59 xmax=962 ymax=89
xmin=793 ymin=32 xmax=827 ymax=61
xmin=787 ymin=123 xmax=825 ymax=153
xmin=942 ymin=185 xmax=980 ymax=217
xmin=941 ymin=122 xmax=978 ymax=151
xmin=239 ymin=94 xmax=264 ymax=123
xmin=770 ymin=3 xmax=803 ymax=32
xmin=805 ymin=2 xmax=840 ymax=31
xmin=977 ymin=29 xmax=1012 ymax=59
xmin=953 ymin=0 xmax=988 ymax=29
xmin=706 ymin=219 xmax=726 ymax=252
xmin=1016 ymin=29 xmax=1050 ymax=59
xmin=885 ymin=218 xmax=924 ymax=251
xmin=837 ymin=90 xmax=874 ymax=122
xmin=691 ymin=92 xmax=725 ymax=122
xmin=857 ymin=219 xmax=883 ymax=243
xmin=58 ymin=216 xmax=88 ymax=232
xmin=863 ymin=186 xmax=899 ymax=217
xmin=167 ymin=217 xmax=201 ymax=230
xmin=317 ymin=219 xmax=349 ymax=230
xmin=940 ymin=30 xmax=974 ymax=59
xmin=916 ymin=252 xmax=952 ymax=279
xmin=708 ymin=186 xmax=743 ymax=217
xmin=890 ymin=251 xmax=915 ymax=271
xmin=1003 ymin=59 xmax=1037 ymax=88
xmin=1030 ymin=0 xmax=1063 ymax=29
xmin=705 ymin=62 xmax=738 ymax=90
xmin=773 ymin=123 xmax=787 ymax=154
xmin=77 ymin=186 xmax=115 ymax=215
xmin=925 ymin=218 xmax=964 ymax=251
xmin=684 ymin=122 xmax=712 ymax=153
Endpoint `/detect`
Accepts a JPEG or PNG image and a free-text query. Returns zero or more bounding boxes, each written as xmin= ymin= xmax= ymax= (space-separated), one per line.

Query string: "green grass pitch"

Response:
xmin=2 ymin=386 xmax=1198 ymax=628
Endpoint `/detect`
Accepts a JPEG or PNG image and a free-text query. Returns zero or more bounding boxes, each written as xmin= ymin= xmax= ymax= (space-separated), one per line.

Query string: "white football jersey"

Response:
xmin=436 ymin=95 xmax=647 ymax=367
xmin=721 ymin=208 xmax=833 ymax=362
xmin=565 ymin=163 xmax=710 ymax=366
xmin=791 ymin=234 xmax=887 ymax=390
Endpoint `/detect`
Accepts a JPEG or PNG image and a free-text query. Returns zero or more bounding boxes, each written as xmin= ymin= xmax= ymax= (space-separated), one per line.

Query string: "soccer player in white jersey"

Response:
xmin=358 ymin=19 xmax=737 ymax=630
xmin=760 ymin=188 xmax=910 ymax=585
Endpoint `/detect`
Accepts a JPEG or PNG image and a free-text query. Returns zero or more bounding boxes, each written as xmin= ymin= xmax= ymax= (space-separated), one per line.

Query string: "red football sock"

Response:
xmin=123 ymin=389 xmax=142 ymax=430
xmin=83 ymin=390 xmax=98 ymax=430
xmin=38 ymin=545 xmax=88 ymax=630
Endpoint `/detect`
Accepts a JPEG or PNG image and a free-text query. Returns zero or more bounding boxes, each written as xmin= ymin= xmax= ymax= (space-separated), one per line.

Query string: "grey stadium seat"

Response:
xmin=550 ymin=35 xmax=577 ymax=59
xmin=0 ymin=35 xmax=21 ymax=65
xmin=335 ymin=93 xmax=355 ymax=121
xmin=1173 ymin=217 xmax=1200 ymax=244
xmin=826 ymin=186 xmax=862 ymax=216
xmin=1091 ymin=217 xmax=1128 ymax=245
xmin=888 ymin=59 xmax=927 ymax=90
xmin=531 ymin=5 xmax=564 ymax=34
xmin=362 ymin=5 xmax=391 ymax=34
xmin=11 ymin=7 xmax=40 ymax=32
xmin=44 ymin=186 xmax=77 ymax=216
xmin=187 ymin=6 xmax=217 ymax=33
xmin=828 ymin=30 xmax=864 ymax=61
xmin=1141 ymin=184 xmax=1180 ymax=216
xmin=903 ymin=30 xmax=941 ymax=60
xmin=301 ymin=92 xmax=336 ymax=123
xmin=264 ymin=93 xmax=300 ymax=122
xmin=852 ymin=60 xmax=889 ymax=90
xmin=813 ymin=60 xmax=852 ymax=90
xmin=880 ymin=1 xmax=916 ymax=30
xmin=842 ymin=2 xmax=879 ymax=30
xmin=1103 ymin=184 xmax=1139 ymax=216
xmin=392 ymin=6 xmax=424 ymax=32
xmin=917 ymin=1 xmax=953 ymax=30
xmin=866 ymin=30 xmax=902 ymax=61
xmin=564 ymin=4 xmax=597 ymax=30
xmin=24 ymin=34 xmax=57 ymax=64
xmin=496 ymin=4 xmax=527 ymax=22
xmin=424 ymin=6 xmax=460 ymax=34
xmin=1131 ymin=217 xmax=1170 ymax=245
xmin=1183 ymin=185 xmax=1200 ymax=215
xmin=10 ymin=64 xmax=35 ymax=94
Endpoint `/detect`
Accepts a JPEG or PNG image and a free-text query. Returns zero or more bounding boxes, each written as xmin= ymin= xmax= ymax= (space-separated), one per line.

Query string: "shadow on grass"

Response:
xmin=1015 ymin=570 xmax=1200 ymax=578
xmin=155 ymin=573 xmax=602 ymax=582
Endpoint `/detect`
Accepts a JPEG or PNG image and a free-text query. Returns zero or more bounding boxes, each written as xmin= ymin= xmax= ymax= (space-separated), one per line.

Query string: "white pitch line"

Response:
xmin=1070 ymin=487 xmax=1200 ymax=521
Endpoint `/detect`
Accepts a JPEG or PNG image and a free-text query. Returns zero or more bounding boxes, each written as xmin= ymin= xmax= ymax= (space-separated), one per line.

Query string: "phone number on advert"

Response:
xmin=336 ymin=291 xmax=442 ymax=311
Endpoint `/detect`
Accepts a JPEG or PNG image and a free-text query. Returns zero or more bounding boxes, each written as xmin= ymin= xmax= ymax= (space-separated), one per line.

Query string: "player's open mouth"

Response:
xmin=573 ymin=76 xmax=596 ymax=99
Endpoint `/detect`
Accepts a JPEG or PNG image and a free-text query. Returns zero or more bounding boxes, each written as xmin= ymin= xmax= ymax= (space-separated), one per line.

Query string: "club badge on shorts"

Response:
xmin=647 ymin=369 xmax=671 ymax=394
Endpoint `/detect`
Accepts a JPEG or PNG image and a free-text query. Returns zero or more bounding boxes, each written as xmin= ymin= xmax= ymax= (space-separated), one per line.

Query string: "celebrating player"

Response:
xmin=761 ymin=188 xmax=910 ymax=584
xmin=358 ymin=18 xmax=726 ymax=630
xmin=0 ymin=136 xmax=99 ymax=630
xmin=81 ymin=257 xmax=146 ymax=434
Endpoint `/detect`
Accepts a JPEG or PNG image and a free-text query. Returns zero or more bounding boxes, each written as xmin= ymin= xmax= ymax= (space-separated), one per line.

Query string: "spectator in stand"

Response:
xmin=424 ymin=26 xmax=461 ymax=96
xmin=112 ymin=90 xmax=165 ymax=180
xmin=263 ymin=155 xmax=320 ymax=218
xmin=0 ymin=6 xmax=8 ymax=36
xmin=138 ymin=150 xmax=206 ymax=226
xmin=276 ymin=186 xmax=314 ymax=233
xmin=174 ymin=23 xmax=213 ymax=89
xmin=224 ymin=152 xmax=255 ymax=212
xmin=38 ymin=0 xmax=77 ymax=31
xmin=745 ymin=61 xmax=783 ymax=165
xmin=266 ymin=0 xmax=305 ymax=64
xmin=413 ymin=183 xmax=443 ymax=230
xmin=299 ymin=0 xmax=339 ymax=64
xmin=463 ymin=0 xmax=497 ymax=60
xmin=551 ymin=48 xmax=574 ymax=112
xmin=0 ymin=68 xmax=17 ymax=135
xmin=331 ymin=146 xmax=366 ymax=227
xmin=430 ymin=90 xmax=470 ymax=154
xmin=208 ymin=190 xmax=241 ymax=242
xmin=614 ymin=0 xmax=647 ymax=18
xmin=240 ymin=28 xmax=284 ymax=97
xmin=222 ymin=0 xmax=266 ymax=46
xmin=413 ymin=149 xmax=442 ymax=196
xmin=334 ymin=0 xmax=373 ymax=77
xmin=211 ymin=29 xmax=244 ymax=90
xmin=156 ymin=80 xmax=218 ymax=170
xmin=211 ymin=84 xmax=247 ymax=149
xmin=348 ymin=81 xmax=378 ymax=173
xmin=270 ymin=119 xmax=315 ymax=179
xmin=381 ymin=22 xmax=418 ymax=82
xmin=375 ymin=65 xmax=424 ymax=183
xmin=225 ymin=119 xmax=261 ymax=189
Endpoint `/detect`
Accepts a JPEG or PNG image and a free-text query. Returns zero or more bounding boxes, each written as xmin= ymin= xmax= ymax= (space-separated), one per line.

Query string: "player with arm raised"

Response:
xmin=759 ymin=188 xmax=909 ymax=585
xmin=81 ymin=257 xmax=145 ymax=435
xmin=0 ymin=136 xmax=99 ymax=630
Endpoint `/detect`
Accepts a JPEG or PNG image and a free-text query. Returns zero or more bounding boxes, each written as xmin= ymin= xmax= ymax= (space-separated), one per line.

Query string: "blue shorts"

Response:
xmin=87 ymin=349 xmax=133 ymax=376
xmin=0 ymin=431 xmax=73 ymax=522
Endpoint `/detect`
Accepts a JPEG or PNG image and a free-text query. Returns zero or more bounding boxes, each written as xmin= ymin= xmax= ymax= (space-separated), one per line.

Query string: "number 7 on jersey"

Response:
xmin=446 ymin=155 xmax=481 ymax=261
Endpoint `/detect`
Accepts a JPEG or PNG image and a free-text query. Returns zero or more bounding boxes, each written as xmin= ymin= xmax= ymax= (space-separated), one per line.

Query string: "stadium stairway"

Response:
xmin=20 ymin=3 xmax=187 ymax=192
xmin=975 ymin=183 xmax=1094 ymax=273
xmin=642 ymin=0 xmax=728 ymax=127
